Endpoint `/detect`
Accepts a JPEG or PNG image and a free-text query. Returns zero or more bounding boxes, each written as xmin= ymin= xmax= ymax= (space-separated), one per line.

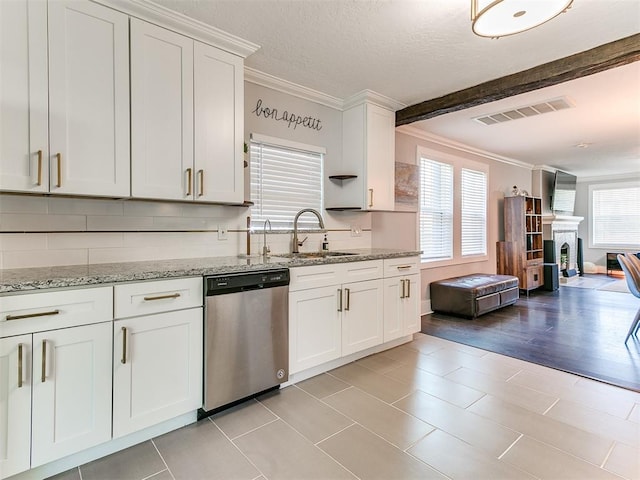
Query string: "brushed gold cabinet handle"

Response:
xmin=345 ymin=288 xmax=350 ymax=311
xmin=143 ymin=293 xmax=181 ymax=301
xmin=186 ymin=168 xmax=192 ymax=197
xmin=121 ymin=327 xmax=127 ymax=364
xmin=368 ymin=188 xmax=374 ymax=208
xmin=337 ymin=288 xmax=342 ymax=312
xmin=198 ymin=169 xmax=204 ymax=197
xmin=6 ymin=309 xmax=60 ymax=321
xmin=397 ymin=265 xmax=412 ymax=270
xmin=406 ymin=278 xmax=411 ymax=298
xmin=37 ymin=150 xmax=43 ymax=186
xmin=41 ymin=340 xmax=46 ymax=383
xmin=18 ymin=343 xmax=24 ymax=388
xmin=56 ymin=153 xmax=62 ymax=187
xmin=400 ymin=279 xmax=406 ymax=299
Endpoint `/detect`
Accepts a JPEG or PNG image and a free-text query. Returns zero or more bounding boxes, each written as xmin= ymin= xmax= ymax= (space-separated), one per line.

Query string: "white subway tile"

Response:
xmin=0 ymin=233 xmax=48 ymax=251
xmin=3 ymin=249 xmax=87 ymax=269
xmin=151 ymin=216 xmax=217 ymax=230
xmin=47 ymin=232 xmax=123 ymax=249
xmin=122 ymin=231 xmax=216 ymax=248
xmin=123 ymin=201 xmax=184 ymax=217
xmin=0 ymin=213 xmax=86 ymax=232
xmin=86 ymin=215 xmax=153 ymax=231
xmin=48 ymin=197 xmax=124 ymax=216
xmin=0 ymin=194 xmax=48 ymax=214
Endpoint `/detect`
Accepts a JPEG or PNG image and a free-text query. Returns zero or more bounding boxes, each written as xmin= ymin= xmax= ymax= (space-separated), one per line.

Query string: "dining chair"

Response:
xmin=617 ymin=254 xmax=640 ymax=344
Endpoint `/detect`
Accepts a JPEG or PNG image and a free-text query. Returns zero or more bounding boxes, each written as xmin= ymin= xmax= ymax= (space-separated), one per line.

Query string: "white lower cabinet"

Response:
xmin=289 ymin=286 xmax=342 ymax=373
xmin=0 ymin=286 xmax=113 ymax=479
xmin=383 ymin=274 xmax=420 ymax=342
xmin=113 ymin=308 xmax=202 ymax=438
xmin=342 ymin=279 xmax=384 ymax=356
xmin=289 ymin=261 xmax=384 ymax=373
xmin=289 ymin=257 xmax=420 ymax=376
xmin=112 ymin=277 xmax=203 ymax=438
xmin=31 ymin=322 xmax=113 ymax=467
xmin=0 ymin=335 xmax=32 ymax=479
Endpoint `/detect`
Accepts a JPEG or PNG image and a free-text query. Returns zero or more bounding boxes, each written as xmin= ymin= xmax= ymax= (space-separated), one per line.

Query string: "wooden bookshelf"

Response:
xmin=497 ymin=196 xmax=544 ymax=292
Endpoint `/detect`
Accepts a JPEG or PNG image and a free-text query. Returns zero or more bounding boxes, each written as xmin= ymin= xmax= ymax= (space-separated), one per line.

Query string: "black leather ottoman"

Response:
xmin=430 ymin=274 xmax=519 ymax=318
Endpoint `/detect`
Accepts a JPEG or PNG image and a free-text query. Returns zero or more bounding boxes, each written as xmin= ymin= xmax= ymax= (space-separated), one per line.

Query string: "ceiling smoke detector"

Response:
xmin=473 ymin=97 xmax=573 ymax=126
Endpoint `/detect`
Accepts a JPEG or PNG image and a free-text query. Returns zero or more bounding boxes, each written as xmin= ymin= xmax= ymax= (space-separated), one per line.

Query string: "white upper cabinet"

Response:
xmin=327 ymin=99 xmax=396 ymax=211
xmin=194 ymin=42 xmax=244 ymax=203
xmin=0 ymin=0 xmax=130 ymax=197
xmin=131 ymin=19 xmax=194 ymax=201
xmin=0 ymin=0 xmax=48 ymax=192
xmin=48 ymin=0 xmax=130 ymax=197
xmin=131 ymin=19 xmax=245 ymax=203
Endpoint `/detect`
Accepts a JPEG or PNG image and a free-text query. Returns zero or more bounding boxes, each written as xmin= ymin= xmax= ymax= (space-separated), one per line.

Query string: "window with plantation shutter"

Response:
xmin=590 ymin=183 xmax=640 ymax=248
xmin=461 ymin=168 xmax=487 ymax=256
xmin=420 ymin=157 xmax=453 ymax=261
xmin=250 ymin=134 xmax=324 ymax=229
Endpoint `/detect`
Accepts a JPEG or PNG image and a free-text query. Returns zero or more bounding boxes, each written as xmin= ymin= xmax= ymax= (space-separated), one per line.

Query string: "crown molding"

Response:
xmin=532 ymin=165 xmax=558 ymax=173
xmin=244 ymin=67 xmax=343 ymax=110
xmin=342 ymin=90 xmax=406 ymax=111
xmin=397 ymin=125 xmax=533 ymax=170
xmin=95 ymin=0 xmax=260 ymax=58
xmin=578 ymin=172 xmax=640 ymax=183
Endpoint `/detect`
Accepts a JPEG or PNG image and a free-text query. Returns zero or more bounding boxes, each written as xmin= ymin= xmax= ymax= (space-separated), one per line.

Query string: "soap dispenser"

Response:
xmin=322 ymin=234 xmax=329 ymax=251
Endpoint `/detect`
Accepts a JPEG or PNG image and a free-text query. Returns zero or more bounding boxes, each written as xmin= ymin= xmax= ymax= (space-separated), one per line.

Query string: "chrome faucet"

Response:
xmin=262 ymin=219 xmax=272 ymax=257
xmin=292 ymin=208 xmax=325 ymax=253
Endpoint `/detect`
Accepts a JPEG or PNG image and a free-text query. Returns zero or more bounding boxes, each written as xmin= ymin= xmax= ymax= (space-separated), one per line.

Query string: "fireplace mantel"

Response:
xmin=542 ymin=214 xmax=584 ymax=230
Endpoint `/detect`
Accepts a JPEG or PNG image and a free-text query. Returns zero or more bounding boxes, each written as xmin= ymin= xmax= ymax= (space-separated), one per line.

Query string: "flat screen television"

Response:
xmin=551 ymin=170 xmax=577 ymax=214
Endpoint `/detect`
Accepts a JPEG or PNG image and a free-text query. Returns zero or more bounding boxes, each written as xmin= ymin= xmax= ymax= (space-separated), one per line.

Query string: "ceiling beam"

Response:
xmin=395 ymin=33 xmax=640 ymax=126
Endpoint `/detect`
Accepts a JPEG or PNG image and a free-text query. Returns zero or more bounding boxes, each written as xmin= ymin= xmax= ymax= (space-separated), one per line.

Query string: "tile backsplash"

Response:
xmin=0 ymin=194 xmax=372 ymax=269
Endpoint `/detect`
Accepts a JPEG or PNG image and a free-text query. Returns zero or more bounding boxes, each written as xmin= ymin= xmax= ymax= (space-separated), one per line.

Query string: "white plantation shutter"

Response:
xmin=461 ymin=168 xmax=487 ymax=256
xmin=591 ymin=184 xmax=640 ymax=247
xmin=420 ymin=157 xmax=453 ymax=261
xmin=250 ymin=137 xmax=324 ymax=229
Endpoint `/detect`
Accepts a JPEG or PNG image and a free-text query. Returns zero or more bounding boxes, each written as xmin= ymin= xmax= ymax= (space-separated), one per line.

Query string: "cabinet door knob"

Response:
xmin=36 ymin=150 xmax=43 ymax=186
xmin=121 ymin=327 xmax=127 ymax=364
xmin=41 ymin=340 xmax=47 ymax=383
xmin=56 ymin=153 xmax=62 ymax=187
xmin=198 ymin=169 xmax=204 ymax=197
xmin=18 ymin=343 xmax=24 ymax=388
xmin=186 ymin=168 xmax=193 ymax=197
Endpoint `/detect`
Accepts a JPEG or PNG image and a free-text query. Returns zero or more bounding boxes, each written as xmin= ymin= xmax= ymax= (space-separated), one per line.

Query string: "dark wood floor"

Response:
xmin=422 ymin=281 xmax=640 ymax=392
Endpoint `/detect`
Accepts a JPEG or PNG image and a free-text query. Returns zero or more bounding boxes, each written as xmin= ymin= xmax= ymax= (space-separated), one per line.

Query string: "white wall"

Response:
xmin=575 ymin=174 xmax=640 ymax=268
xmin=0 ymin=82 xmax=374 ymax=270
xmin=372 ymin=129 xmax=532 ymax=313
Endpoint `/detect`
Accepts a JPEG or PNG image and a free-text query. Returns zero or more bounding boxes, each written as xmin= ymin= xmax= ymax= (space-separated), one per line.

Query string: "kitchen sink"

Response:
xmin=280 ymin=251 xmax=359 ymax=259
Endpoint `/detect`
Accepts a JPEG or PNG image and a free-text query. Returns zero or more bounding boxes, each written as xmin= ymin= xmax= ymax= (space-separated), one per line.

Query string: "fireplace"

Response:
xmin=542 ymin=214 xmax=584 ymax=280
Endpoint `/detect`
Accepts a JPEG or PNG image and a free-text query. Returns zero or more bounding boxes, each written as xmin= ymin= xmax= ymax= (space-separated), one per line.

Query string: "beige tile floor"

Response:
xmin=51 ymin=334 xmax=640 ymax=480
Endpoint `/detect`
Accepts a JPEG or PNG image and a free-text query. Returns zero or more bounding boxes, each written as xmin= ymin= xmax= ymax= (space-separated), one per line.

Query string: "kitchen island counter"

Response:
xmin=0 ymin=249 xmax=420 ymax=293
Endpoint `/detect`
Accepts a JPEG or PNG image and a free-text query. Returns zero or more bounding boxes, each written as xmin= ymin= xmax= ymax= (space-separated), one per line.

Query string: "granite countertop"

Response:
xmin=0 ymin=249 xmax=421 ymax=294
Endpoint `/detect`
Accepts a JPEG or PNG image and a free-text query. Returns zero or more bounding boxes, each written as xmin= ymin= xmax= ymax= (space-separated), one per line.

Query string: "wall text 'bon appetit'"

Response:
xmin=251 ymin=99 xmax=322 ymax=131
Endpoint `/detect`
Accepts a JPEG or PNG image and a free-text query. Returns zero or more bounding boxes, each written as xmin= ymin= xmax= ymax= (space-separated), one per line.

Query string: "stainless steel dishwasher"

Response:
xmin=200 ymin=269 xmax=289 ymax=416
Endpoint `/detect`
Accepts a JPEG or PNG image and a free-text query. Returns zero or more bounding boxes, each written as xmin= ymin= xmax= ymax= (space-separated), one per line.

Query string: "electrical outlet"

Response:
xmin=218 ymin=225 xmax=228 ymax=240
xmin=350 ymin=225 xmax=362 ymax=237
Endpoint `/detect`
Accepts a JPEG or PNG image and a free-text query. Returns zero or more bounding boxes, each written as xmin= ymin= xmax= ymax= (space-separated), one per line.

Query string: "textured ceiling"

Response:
xmin=152 ymin=0 xmax=640 ymax=177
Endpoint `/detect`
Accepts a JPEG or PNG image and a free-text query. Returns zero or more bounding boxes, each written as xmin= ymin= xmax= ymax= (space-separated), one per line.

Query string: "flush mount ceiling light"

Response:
xmin=471 ymin=0 xmax=573 ymax=38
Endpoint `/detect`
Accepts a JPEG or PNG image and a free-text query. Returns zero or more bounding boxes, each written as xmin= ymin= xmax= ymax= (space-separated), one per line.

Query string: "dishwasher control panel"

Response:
xmin=205 ymin=268 xmax=290 ymax=295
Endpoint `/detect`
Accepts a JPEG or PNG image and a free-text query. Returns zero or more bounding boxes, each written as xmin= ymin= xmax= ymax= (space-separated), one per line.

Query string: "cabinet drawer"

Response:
xmin=0 ymin=287 xmax=113 ymax=337
xmin=343 ymin=260 xmax=383 ymax=282
xmin=114 ymin=277 xmax=202 ymax=319
xmin=289 ymin=263 xmax=344 ymax=291
xmin=383 ymin=257 xmax=420 ymax=277
xmin=525 ymin=266 xmax=543 ymax=289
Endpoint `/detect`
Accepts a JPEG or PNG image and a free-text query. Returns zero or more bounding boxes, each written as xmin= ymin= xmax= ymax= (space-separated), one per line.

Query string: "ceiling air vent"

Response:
xmin=473 ymin=97 xmax=573 ymax=126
